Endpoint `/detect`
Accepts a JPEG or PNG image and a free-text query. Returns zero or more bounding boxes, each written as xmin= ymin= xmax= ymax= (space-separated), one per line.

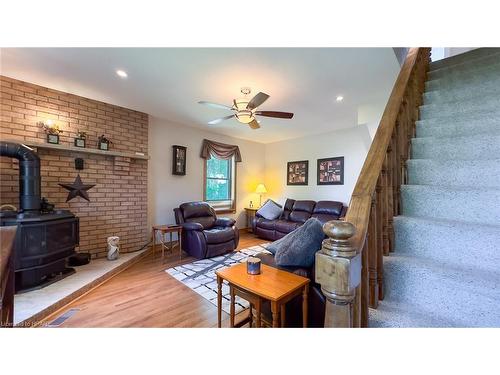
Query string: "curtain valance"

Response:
xmin=200 ymin=139 xmax=242 ymax=162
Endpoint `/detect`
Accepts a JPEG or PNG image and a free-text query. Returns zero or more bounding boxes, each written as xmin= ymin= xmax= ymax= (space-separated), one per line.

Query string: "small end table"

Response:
xmin=244 ymin=207 xmax=259 ymax=233
xmin=151 ymin=225 xmax=183 ymax=262
xmin=216 ymin=263 xmax=309 ymax=328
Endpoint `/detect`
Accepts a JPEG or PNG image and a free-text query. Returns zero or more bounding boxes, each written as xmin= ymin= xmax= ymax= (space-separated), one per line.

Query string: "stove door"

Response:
xmin=17 ymin=217 xmax=79 ymax=270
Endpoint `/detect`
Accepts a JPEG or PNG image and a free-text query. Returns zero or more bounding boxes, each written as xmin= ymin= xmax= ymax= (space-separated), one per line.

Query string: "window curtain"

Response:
xmin=200 ymin=139 xmax=242 ymax=162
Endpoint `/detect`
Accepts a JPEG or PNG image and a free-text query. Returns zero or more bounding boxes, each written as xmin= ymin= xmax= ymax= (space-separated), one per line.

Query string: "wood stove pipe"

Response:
xmin=0 ymin=141 xmax=41 ymax=211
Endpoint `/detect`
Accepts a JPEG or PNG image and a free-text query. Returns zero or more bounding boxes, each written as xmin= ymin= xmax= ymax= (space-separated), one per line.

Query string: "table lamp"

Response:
xmin=255 ymin=183 xmax=267 ymax=207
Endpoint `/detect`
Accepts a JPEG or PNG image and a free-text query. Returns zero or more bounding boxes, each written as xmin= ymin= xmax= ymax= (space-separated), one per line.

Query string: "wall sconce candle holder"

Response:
xmin=38 ymin=119 xmax=63 ymax=144
xmin=98 ymin=134 xmax=112 ymax=151
xmin=74 ymin=131 xmax=87 ymax=148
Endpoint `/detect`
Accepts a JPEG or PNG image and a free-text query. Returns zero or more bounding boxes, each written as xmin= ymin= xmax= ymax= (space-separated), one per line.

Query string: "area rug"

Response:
xmin=165 ymin=244 xmax=271 ymax=314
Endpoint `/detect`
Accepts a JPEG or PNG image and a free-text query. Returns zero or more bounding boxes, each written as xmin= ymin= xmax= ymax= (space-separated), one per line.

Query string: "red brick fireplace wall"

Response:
xmin=0 ymin=75 xmax=149 ymax=258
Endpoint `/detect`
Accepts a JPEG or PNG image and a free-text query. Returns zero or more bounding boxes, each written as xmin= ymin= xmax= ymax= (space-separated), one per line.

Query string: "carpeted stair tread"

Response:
xmin=426 ymin=73 xmax=500 ymax=92
xmin=411 ymin=134 xmax=500 ymax=160
xmin=423 ymin=84 xmax=500 ymax=105
xmin=371 ymin=254 xmax=500 ymax=327
xmin=429 ymin=52 xmax=500 ymax=78
xmin=369 ymin=301 xmax=468 ymax=328
xmin=401 ymin=184 xmax=500 ymax=226
xmin=394 ymin=216 xmax=500 ymax=274
xmin=429 ymin=48 xmax=500 ymax=71
xmin=428 ymin=56 xmax=500 ymax=81
xmin=416 ymin=118 xmax=500 ymax=138
xmin=416 ymin=111 xmax=500 ymax=128
xmin=407 ymin=159 xmax=500 ymax=188
xmin=419 ymin=96 xmax=500 ymax=119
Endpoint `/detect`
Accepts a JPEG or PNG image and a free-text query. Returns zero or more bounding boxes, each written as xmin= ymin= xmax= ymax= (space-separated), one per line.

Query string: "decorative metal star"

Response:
xmin=59 ymin=174 xmax=95 ymax=202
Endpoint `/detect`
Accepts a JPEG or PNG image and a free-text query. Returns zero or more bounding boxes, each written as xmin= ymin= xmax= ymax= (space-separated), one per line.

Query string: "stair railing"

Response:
xmin=315 ymin=48 xmax=431 ymax=327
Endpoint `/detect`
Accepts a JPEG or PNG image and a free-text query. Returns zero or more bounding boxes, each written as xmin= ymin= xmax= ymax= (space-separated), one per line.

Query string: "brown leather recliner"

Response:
xmin=174 ymin=201 xmax=239 ymax=259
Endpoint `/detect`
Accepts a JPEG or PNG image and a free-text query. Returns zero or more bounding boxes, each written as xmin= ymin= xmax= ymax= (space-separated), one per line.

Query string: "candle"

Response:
xmin=247 ymin=257 xmax=261 ymax=275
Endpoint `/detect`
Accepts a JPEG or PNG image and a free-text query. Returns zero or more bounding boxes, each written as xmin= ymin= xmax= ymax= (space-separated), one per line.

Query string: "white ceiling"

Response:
xmin=0 ymin=48 xmax=400 ymax=144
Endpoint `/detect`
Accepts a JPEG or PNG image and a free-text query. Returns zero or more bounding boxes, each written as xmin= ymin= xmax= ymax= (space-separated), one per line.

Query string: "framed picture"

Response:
xmin=74 ymin=138 xmax=86 ymax=148
xmin=47 ymin=134 xmax=59 ymax=144
xmin=317 ymin=157 xmax=344 ymax=185
xmin=287 ymin=160 xmax=309 ymax=185
xmin=98 ymin=139 xmax=109 ymax=151
xmin=172 ymin=145 xmax=187 ymax=175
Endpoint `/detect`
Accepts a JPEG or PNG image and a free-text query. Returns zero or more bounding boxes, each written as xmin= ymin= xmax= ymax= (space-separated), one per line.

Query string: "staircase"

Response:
xmin=370 ymin=48 xmax=500 ymax=327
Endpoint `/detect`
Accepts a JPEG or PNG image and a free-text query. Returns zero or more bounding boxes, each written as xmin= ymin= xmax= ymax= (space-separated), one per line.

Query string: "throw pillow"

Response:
xmin=256 ymin=199 xmax=282 ymax=220
xmin=270 ymin=217 xmax=324 ymax=267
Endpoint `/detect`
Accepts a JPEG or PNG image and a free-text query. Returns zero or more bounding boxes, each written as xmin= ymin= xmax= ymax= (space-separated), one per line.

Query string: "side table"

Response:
xmin=151 ymin=225 xmax=183 ymax=262
xmin=244 ymin=207 xmax=259 ymax=233
xmin=216 ymin=263 xmax=309 ymax=328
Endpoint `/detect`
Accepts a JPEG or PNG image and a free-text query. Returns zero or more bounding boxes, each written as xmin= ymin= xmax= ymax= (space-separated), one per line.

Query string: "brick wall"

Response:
xmin=0 ymin=75 xmax=149 ymax=258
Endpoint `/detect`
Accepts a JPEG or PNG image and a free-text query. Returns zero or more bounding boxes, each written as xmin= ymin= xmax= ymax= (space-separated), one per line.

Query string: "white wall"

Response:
xmin=148 ymin=117 xmax=266 ymax=229
xmin=431 ymin=47 xmax=478 ymax=62
xmin=263 ymin=125 xmax=373 ymax=207
xmin=444 ymin=47 xmax=477 ymax=58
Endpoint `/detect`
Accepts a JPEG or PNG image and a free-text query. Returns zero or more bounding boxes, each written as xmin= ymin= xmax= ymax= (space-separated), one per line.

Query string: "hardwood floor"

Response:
xmin=43 ymin=232 xmax=266 ymax=327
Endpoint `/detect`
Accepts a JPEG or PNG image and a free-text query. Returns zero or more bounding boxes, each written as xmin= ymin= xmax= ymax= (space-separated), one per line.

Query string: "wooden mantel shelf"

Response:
xmin=17 ymin=140 xmax=150 ymax=160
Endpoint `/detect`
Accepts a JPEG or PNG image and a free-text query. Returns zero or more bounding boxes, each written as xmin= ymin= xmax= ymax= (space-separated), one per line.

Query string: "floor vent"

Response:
xmin=46 ymin=308 xmax=80 ymax=327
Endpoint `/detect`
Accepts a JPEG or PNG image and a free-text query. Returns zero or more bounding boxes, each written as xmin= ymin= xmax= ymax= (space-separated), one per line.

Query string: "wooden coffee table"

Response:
xmin=216 ymin=263 xmax=310 ymax=328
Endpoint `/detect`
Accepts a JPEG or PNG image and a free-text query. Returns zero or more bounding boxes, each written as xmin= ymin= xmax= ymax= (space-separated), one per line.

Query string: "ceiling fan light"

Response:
xmin=235 ymin=111 xmax=254 ymax=124
xmin=234 ymin=98 xmax=249 ymax=111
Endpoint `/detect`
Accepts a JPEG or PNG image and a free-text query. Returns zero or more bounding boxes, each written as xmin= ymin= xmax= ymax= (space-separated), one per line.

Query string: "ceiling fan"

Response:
xmin=198 ymin=87 xmax=294 ymax=129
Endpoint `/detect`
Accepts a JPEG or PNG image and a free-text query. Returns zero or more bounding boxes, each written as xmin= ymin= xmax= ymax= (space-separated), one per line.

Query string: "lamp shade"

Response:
xmin=255 ymin=183 xmax=267 ymax=194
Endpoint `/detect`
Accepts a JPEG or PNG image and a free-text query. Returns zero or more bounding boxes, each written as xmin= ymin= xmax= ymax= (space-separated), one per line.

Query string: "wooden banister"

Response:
xmin=315 ymin=48 xmax=431 ymax=327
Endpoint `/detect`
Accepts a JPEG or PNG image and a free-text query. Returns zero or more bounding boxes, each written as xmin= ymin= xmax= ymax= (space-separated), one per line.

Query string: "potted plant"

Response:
xmin=40 ymin=120 xmax=63 ymax=144
xmin=97 ymin=134 xmax=112 ymax=151
xmin=74 ymin=130 xmax=87 ymax=148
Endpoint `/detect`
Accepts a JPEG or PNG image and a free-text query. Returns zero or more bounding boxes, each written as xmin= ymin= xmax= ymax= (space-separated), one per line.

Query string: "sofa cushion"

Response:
xmin=280 ymin=198 xmax=296 ymax=221
xmin=313 ymin=200 xmax=343 ymax=217
xmin=269 ymin=218 xmax=325 ymax=267
xmin=274 ymin=219 xmax=300 ymax=234
xmin=203 ymin=227 xmax=235 ymax=244
xmin=293 ymin=200 xmax=316 ymax=213
xmin=254 ymin=217 xmax=275 ymax=230
xmin=289 ymin=210 xmax=312 ymax=223
xmin=256 ymin=199 xmax=282 ymax=220
xmin=289 ymin=200 xmax=315 ymax=223
xmin=311 ymin=213 xmax=336 ymax=225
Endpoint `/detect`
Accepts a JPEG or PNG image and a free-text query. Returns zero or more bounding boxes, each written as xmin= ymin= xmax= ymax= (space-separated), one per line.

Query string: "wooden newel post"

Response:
xmin=315 ymin=220 xmax=361 ymax=328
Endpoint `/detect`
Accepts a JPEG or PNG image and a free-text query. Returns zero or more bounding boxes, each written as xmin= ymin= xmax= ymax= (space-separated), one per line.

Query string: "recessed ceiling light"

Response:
xmin=336 ymin=95 xmax=344 ymax=102
xmin=116 ymin=70 xmax=128 ymax=78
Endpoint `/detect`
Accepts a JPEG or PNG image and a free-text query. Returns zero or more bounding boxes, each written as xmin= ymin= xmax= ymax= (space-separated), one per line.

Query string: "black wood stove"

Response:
xmin=0 ymin=142 xmax=79 ymax=292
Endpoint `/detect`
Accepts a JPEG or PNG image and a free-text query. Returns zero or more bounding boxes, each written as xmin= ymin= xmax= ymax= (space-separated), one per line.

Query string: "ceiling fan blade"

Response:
xmin=198 ymin=101 xmax=233 ymax=111
xmin=247 ymin=92 xmax=270 ymax=110
xmin=248 ymin=119 xmax=261 ymax=129
xmin=255 ymin=111 xmax=294 ymax=119
xmin=208 ymin=115 xmax=234 ymax=125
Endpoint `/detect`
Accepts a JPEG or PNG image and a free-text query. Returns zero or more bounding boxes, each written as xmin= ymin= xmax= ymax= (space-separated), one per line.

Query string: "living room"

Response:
xmin=1 ymin=1 xmax=498 ymax=374
xmin=1 ymin=47 xmax=401 ymax=328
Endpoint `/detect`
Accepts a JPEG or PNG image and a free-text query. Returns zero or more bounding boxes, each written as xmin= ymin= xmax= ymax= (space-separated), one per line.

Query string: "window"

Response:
xmin=204 ymin=155 xmax=236 ymax=212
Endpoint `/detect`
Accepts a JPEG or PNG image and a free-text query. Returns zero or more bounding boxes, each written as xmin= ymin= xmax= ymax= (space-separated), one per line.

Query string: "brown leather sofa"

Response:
xmin=252 ymin=198 xmax=347 ymax=241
